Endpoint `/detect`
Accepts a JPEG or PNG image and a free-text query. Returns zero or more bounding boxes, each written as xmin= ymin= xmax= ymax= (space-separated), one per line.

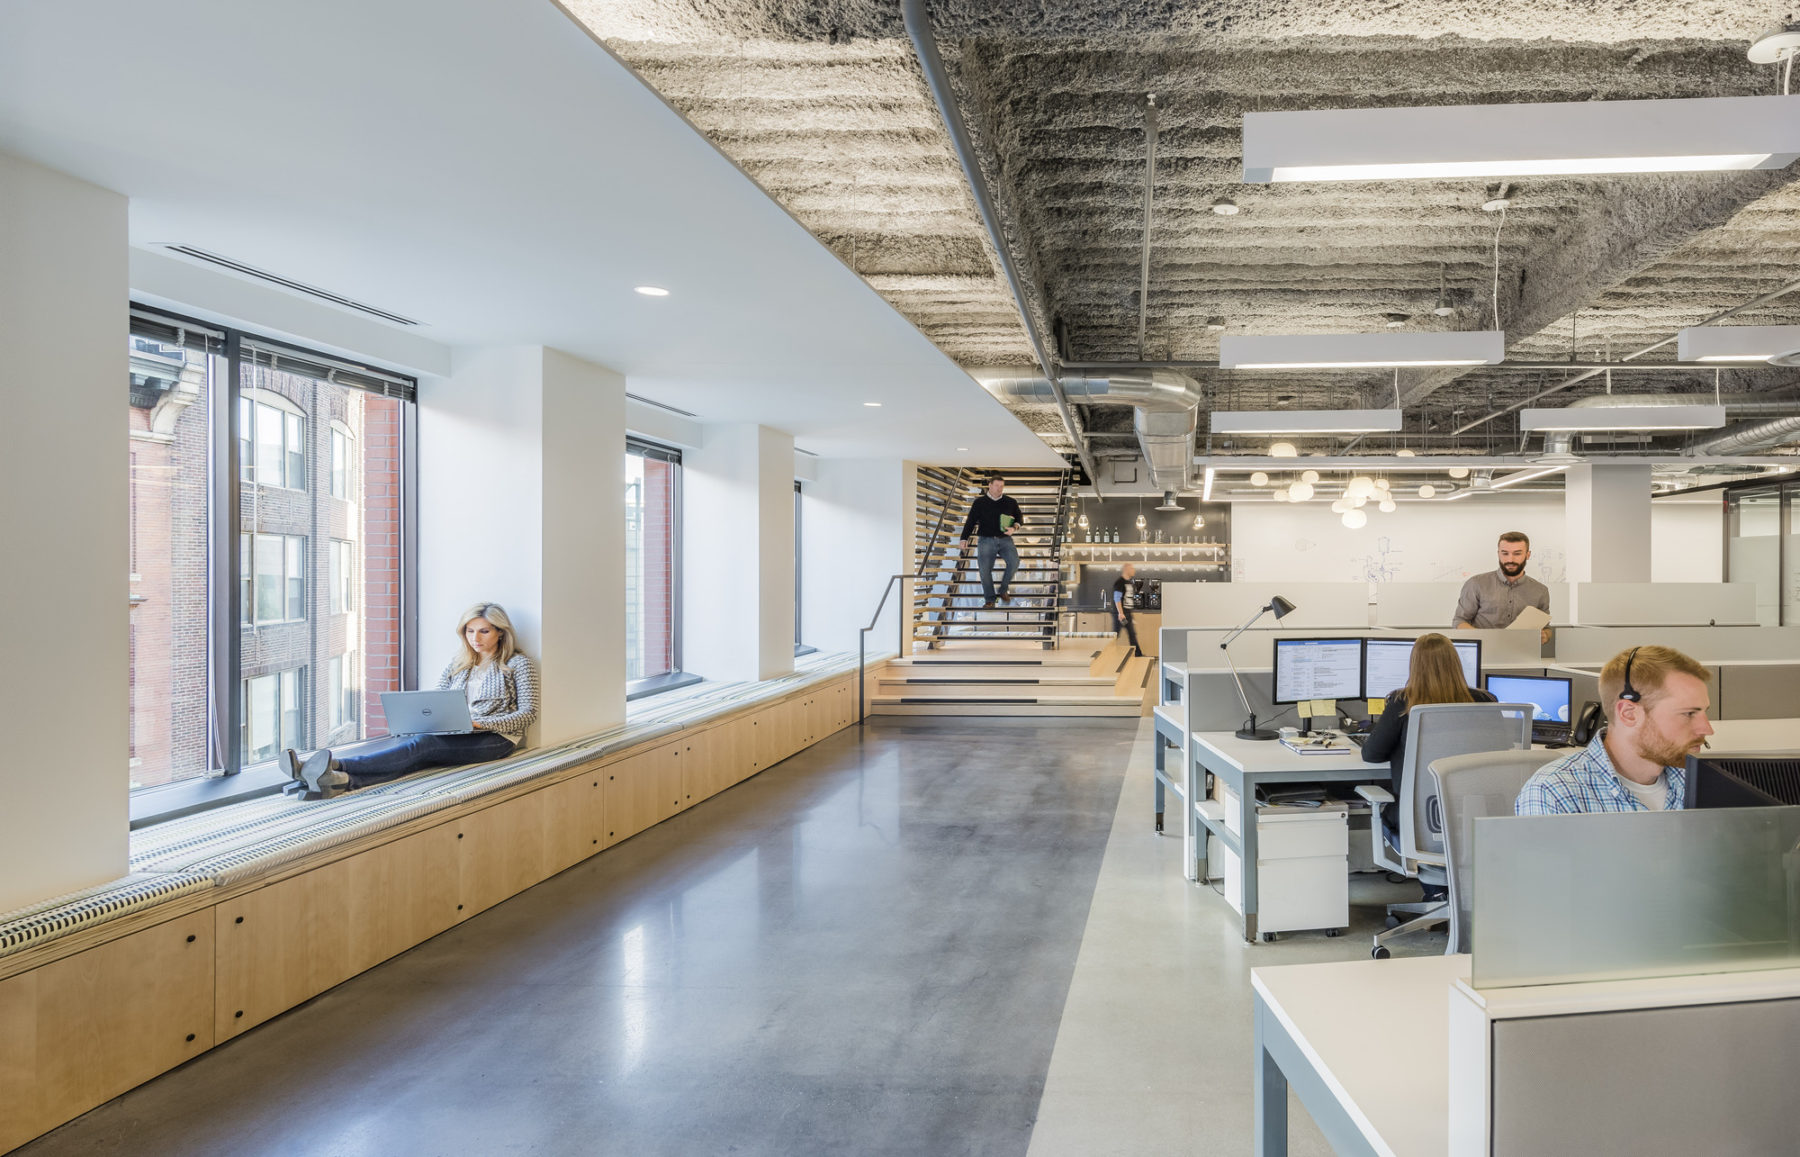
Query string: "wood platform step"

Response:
xmin=866 ymin=698 xmax=1143 ymax=717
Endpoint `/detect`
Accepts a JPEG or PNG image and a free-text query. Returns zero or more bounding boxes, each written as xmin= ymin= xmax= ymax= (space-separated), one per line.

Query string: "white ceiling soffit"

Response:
xmin=1519 ymin=405 xmax=1727 ymax=432
xmin=0 ymin=0 xmax=1059 ymax=466
xmin=1677 ymin=325 xmax=1800 ymax=365
xmin=1218 ymin=330 xmax=1504 ymax=369
xmin=1242 ymin=95 xmax=1800 ymax=183
xmin=1210 ymin=409 xmax=1405 ymax=435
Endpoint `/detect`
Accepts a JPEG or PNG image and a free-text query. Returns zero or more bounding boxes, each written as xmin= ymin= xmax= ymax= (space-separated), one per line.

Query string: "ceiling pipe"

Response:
xmin=969 ymin=367 xmax=1200 ymax=494
xmin=1451 ymin=275 xmax=1800 ymax=436
xmin=1565 ymin=393 xmax=1800 ymax=414
xmin=902 ymin=0 xmax=1099 ymax=493
xmin=1137 ymin=94 xmax=1158 ymax=359
xmin=1061 ymin=360 xmax=1721 ymax=373
xmin=1687 ymin=416 xmax=1800 ymax=456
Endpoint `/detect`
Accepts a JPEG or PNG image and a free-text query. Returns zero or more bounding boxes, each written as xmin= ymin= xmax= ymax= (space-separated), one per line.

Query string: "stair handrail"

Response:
xmin=913 ymin=466 xmax=973 ymax=646
xmin=858 ymin=572 xmax=916 ymax=725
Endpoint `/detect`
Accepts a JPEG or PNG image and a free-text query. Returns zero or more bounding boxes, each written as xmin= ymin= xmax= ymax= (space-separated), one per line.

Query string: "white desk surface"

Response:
xmin=1152 ymin=703 xmax=1185 ymax=734
xmin=1194 ymin=731 xmax=1389 ymax=775
xmin=1254 ymin=954 xmax=1466 ymax=1157
xmin=1455 ymin=962 xmax=1800 ymax=1021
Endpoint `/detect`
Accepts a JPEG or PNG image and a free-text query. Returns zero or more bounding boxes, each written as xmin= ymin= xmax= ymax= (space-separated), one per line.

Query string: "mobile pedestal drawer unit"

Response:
xmin=1213 ymin=786 xmax=1350 ymax=936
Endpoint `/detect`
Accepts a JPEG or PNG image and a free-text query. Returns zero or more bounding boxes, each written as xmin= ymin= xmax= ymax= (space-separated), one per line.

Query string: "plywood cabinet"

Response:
xmin=217 ymin=822 xmax=461 ymax=1039
xmin=0 ymin=911 xmax=215 ymax=1153
xmin=458 ymin=790 xmax=558 ymax=919
xmin=602 ymin=742 xmax=681 ymax=848
xmin=683 ymin=717 xmax=750 ymax=804
xmin=543 ymin=770 xmax=606 ymax=873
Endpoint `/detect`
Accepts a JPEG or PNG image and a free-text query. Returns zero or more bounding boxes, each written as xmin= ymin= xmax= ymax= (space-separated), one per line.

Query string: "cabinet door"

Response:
xmin=683 ymin=719 xmax=747 ymax=805
xmin=543 ymin=771 xmax=606 ymax=873
xmin=458 ymin=790 xmax=555 ymax=918
xmin=603 ymin=743 xmax=681 ymax=847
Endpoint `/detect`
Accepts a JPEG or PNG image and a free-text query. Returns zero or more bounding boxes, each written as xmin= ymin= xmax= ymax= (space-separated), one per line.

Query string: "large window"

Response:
xmin=625 ymin=438 xmax=680 ymax=689
xmin=127 ymin=306 xmax=416 ymax=793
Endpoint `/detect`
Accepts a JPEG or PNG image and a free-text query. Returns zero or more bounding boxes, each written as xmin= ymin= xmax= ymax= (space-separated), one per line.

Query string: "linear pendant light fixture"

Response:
xmin=1677 ymin=325 xmax=1800 ymax=366
xmin=1219 ymin=330 xmax=1504 ymax=370
xmin=1519 ymin=405 xmax=1726 ymax=432
xmin=1242 ymin=95 xmax=1800 ymax=183
xmin=1211 ymin=409 xmax=1405 ymax=435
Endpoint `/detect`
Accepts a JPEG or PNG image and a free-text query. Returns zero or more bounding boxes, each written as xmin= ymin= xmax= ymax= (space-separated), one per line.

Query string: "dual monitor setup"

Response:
xmin=1269 ymin=636 xmax=1573 ymax=725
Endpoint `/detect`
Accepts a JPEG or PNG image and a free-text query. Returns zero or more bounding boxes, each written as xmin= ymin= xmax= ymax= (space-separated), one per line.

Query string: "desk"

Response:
xmin=1189 ymin=732 xmax=1389 ymax=941
xmin=1253 ymin=954 xmax=1464 ymax=1157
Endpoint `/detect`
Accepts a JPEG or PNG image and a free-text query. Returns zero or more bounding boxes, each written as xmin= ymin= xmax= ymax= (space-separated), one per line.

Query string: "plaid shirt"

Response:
xmin=1514 ymin=730 xmax=1687 ymax=815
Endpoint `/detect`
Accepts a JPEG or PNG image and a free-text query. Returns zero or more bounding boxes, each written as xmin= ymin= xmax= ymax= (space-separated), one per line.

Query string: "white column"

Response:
xmin=418 ymin=345 xmax=624 ymax=743
xmin=1564 ymin=463 xmax=1652 ymax=583
xmin=684 ymin=423 xmax=797 ymax=682
xmin=0 ymin=153 xmax=129 ymax=911
xmin=799 ymin=458 xmax=913 ymax=655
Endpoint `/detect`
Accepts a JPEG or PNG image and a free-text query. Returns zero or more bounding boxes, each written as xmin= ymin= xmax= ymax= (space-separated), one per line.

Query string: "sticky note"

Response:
xmin=1367 ymin=696 xmax=1387 ymax=716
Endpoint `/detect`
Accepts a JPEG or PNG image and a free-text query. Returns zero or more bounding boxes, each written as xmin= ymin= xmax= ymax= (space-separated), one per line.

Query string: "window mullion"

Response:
xmin=219 ymin=330 xmax=244 ymax=775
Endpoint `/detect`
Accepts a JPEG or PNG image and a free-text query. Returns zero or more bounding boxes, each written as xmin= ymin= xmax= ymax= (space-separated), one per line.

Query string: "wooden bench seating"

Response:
xmin=0 ymin=653 xmax=871 ymax=1153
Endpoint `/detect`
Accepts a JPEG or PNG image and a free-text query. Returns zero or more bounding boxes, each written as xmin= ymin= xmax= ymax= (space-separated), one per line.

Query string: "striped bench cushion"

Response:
xmin=0 ymin=872 xmax=212 ymax=959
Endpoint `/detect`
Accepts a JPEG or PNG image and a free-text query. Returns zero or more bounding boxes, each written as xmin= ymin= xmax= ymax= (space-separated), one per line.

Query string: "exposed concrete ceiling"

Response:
xmin=579 ymin=1 xmax=1800 ymax=468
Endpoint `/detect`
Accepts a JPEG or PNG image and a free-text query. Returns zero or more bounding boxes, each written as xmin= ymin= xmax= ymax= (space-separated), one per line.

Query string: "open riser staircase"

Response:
xmin=867 ymin=466 xmax=1150 ymax=717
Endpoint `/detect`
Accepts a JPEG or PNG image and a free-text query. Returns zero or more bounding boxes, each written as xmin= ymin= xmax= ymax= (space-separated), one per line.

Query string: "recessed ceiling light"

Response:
xmin=957 ymin=447 xmax=969 ymax=451
xmin=864 ymin=402 xmax=882 ymax=407
xmin=633 ymin=286 xmax=670 ymax=297
xmin=1384 ymin=313 xmax=1411 ymax=328
xmin=1396 ymin=448 xmax=1416 ymax=458
xmin=1206 ymin=316 xmax=1228 ymax=331
xmin=1211 ymin=197 xmax=1240 ymax=215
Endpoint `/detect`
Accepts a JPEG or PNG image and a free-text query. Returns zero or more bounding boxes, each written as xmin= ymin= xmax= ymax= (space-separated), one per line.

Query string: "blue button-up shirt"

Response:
xmin=1515 ymin=731 xmax=1687 ymax=815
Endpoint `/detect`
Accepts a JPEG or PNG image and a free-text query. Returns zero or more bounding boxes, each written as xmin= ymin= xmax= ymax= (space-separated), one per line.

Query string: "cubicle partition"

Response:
xmin=1568 ymin=581 xmax=1756 ymax=626
xmin=1375 ymin=582 xmax=1570 ymax=628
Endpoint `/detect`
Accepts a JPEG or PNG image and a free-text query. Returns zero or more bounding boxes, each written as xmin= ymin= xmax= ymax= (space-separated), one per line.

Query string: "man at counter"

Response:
xmin=1516 ymin=645 xmax=1713 ymax=814
xmin=1111 ymin=562 xmax=1141 ymax=657
xmin=1453 ymin=531 xmax=1551 ymax=641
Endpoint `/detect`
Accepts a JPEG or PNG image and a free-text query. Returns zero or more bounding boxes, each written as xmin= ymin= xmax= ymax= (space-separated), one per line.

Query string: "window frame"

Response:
xmin=624 ymin=436 xmax=698 ymax=700
xmin=128 ymin=305 xmax=420 ymax=828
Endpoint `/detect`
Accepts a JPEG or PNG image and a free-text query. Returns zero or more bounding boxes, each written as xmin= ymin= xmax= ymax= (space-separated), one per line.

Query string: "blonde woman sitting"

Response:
xmin=288 ymin=602 xmax=539 ymax=795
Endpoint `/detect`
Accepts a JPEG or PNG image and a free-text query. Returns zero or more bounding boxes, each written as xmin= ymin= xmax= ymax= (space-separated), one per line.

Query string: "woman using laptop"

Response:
xmin=1360 ymin=632 xmax=1493 ymax=866
xmin=287 ymin=602 xmax=539 ymax=796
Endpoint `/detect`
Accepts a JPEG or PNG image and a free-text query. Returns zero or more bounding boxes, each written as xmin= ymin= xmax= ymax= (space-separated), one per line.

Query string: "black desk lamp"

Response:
xmin=1219 ymin=595 xmax=1296 ymax=740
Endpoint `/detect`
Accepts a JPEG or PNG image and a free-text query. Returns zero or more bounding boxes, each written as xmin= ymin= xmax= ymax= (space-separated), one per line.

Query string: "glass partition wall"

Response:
xmin=127 ymin=306 xmax=416 ymax=793
xmin=1724 ymin=481 xmax=1800 ymax=626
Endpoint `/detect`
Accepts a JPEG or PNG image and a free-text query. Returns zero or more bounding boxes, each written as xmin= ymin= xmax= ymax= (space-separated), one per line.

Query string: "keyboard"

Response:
xmin=1532 ymin=722 xmax=1572 ymax=746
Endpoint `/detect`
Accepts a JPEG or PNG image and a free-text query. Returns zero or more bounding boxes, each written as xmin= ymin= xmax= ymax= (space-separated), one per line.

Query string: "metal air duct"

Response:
xmin=1565 ymin=393 xmax=1800 ymax=416
xmin=1688 ymin=416 xmax=1800 ymax=456
xmin=969 ymin=367 xmax=1201 ymax=494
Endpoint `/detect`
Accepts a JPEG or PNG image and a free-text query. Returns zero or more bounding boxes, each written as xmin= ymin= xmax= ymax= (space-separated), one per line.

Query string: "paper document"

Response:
xmin=1507 ymin=605 xmax=1551 ymax=631
xmin=1279 ymin=737 xmax=1355 ymax=756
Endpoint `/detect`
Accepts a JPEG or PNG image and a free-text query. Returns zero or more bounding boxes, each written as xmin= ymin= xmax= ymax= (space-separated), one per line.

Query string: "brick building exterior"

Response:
xmin=127 ymin=340 xmax=403 ymax=789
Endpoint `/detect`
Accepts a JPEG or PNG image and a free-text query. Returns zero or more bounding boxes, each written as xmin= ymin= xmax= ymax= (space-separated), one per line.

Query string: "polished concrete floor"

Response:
xmin=22 ymin=717 xmax=1140 ymax=1157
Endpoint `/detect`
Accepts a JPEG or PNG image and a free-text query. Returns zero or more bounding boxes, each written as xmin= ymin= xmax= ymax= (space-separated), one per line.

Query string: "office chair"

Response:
xmin=1353 ymin=702 xmax=1532 ymax=958
xmin=1430 ymin=749 xmax=1554 ymax=956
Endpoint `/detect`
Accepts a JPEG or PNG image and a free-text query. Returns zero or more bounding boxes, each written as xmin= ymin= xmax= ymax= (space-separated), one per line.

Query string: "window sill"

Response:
xmin=795 ymin=644 xmax=817 ymax=657
xmin=130 ymin=765 xmax=291 ymax=829
xmin=626 ymin=671 xmax=703 ymax=702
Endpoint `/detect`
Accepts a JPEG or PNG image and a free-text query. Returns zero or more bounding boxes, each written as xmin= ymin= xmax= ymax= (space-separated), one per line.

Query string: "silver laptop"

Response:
xmin=380 ymin=690 xmax=476 ymax=736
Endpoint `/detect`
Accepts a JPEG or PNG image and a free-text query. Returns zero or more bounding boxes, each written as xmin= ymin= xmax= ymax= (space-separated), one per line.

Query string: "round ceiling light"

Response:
xmin=1270 ymin=441 xmax=1299 ymax=458
xmin=1418 ymin=483 xmax=1437 ymax=498
xmin=1383 ymin=313 xmax=1410 ymax=329
xmin=634 ymin=285 xmax=671 ymax=297
xmin=1379 ymin=498 xmax=1397 ymax=513
xmin=1211 ymin=197 xmax=1240 ymax=216
xmin=1194 ymin=514 xmax=1207 ymax=529
xmin=1396 ymin=448 xmax=1416 ymax=458
xmin=1288 ymin=481 xmax=1315 ymax=502
xmin=1272 ymin=488 xmax=1289 ymax=502
xmin=1300 ymin=469 xmax=1321 ymax=484
xmin=1342 ymin=508 xmax=1368 ymax=529
xmin=1330 ymin=497 xmax=1350 ymax=513
xmin=1373 ymin=477 xmax=1390 ymax=490
xmin=1347 ymin=475 xmax=1375 ymax=497
xmin=1206 ymin=316 xmax=1228 ymax=331
xmin=1447 ymin=466 xmax=1471 ymax=479
xmin=1250 ymin=471 xmax=1269 ymax=487
xmin=1748 ymin=22 xmax=1800 ymax=64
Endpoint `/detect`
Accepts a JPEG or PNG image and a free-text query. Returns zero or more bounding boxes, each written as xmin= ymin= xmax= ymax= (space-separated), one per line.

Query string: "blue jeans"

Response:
xmin=976 ymin=535 xmax=1019 ymax=601
xmin=334 ymin=730 xmax=517 ymax=787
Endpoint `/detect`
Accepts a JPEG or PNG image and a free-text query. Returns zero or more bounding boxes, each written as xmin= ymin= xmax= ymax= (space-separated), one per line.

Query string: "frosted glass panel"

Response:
xmin=1473 ymin=807 xmax=1800 ymax=989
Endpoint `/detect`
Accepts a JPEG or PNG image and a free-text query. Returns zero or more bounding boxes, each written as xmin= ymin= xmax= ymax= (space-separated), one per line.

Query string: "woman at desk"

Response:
xmin=287 ymin=602 xmax=540 ymax=796
xmin=1360 ymin=633 xmax=1493 ymax=876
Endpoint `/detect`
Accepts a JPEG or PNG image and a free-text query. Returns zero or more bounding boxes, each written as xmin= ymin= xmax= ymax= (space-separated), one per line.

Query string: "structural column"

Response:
xmin=1564 ymin=463 xmax=1652 ymax=583
xmin=683 ymin=424 xmax=797 ymax=682
xmin=798 ymin=458 xmax=914 ymax=655
xmin=417 ymin=345 xmax=625 ymax=743
xmin=0 ymin=152 xmax=129 ymax=910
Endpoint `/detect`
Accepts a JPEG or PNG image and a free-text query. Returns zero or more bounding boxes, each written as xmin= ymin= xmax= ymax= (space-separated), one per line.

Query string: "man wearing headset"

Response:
xmin=1515 ymin=645 xmax=1714 ymax=814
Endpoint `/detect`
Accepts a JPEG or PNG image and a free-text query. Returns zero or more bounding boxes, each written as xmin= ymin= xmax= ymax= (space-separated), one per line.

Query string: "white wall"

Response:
xmin=683 ymin=423 xmax=798 ymax=682
xmin=800 ymin=459 xmax=911 ymax=654
xmin=1232 ymin=493 xmax=1721 ymax=593
xmin=418 ymin=345 xmax=624 ymax=744
xmin=0 ymin=153 xmax=129 ymax=910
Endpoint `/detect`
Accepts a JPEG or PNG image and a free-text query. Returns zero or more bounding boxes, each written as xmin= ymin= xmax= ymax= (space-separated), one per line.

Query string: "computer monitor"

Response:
xmin=1362 ymin=637 xmax=1481 ymax=699
xmin=1685 ymin=753 xmax=1800 ymax=809
xmin=1271 ymin=637 xmax=1365 ymax=704
xmin=1484 ymin=674 xmax=1573 ymax=723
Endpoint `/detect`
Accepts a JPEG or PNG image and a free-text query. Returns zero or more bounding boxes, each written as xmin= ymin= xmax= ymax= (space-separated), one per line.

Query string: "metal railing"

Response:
xmin=857 ymin=572 xmax=915 ymax=725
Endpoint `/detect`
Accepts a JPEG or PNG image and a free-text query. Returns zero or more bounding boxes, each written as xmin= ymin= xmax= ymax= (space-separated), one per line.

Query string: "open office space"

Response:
xmin=9 ymin=3 xmax=1800 ymax=1154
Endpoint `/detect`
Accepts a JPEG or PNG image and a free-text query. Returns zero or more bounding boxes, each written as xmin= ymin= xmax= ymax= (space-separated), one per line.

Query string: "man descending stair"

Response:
xmin=1112 ymin=562 xmax=1142 ymax=658
xmin=959 ymin=474 xmax=1024 ymax=608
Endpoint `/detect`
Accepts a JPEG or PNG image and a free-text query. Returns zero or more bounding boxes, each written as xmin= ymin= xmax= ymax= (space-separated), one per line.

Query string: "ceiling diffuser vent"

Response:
xmin=161 ymin=245 xmax=422 ymax=327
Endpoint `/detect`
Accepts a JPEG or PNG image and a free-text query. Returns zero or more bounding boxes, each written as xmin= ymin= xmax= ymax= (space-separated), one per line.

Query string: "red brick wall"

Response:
xmin=361 ymin=396 xmax=402 ymax=735
xmin=642 ymin=457 xmax=675 ymax=676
